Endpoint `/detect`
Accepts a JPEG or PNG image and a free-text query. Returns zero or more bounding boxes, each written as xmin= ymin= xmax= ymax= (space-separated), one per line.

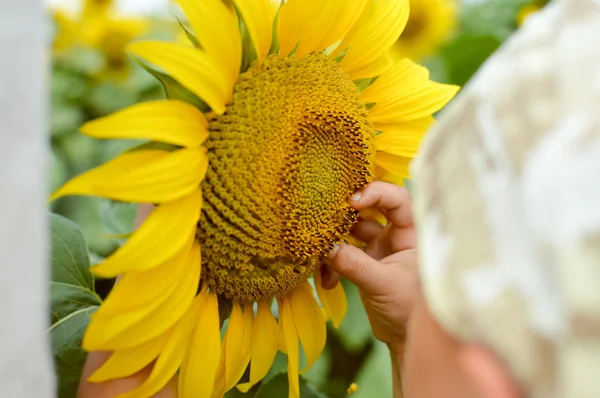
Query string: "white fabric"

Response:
xmin=0 ymin=0 xmax=55 ymax=396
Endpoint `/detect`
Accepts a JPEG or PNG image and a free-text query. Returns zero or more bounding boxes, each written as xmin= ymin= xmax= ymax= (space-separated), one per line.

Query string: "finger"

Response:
xmin=134 ymin=204 xmax=155 ymax=230
xmin=350 ymin=181 xmax=413 ymax=229
xmin=320 ymin=263 xmax=340 ymax=290
xmin=351 ymin=219 xmax=383 ymax=242
xmin=327 ymin=242 xmax=390 ymax=296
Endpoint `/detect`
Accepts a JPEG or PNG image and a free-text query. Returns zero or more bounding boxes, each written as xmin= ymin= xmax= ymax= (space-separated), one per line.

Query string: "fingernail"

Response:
xmin=328 ymin=244 xmax=340 ymax=259
xmin=350 ymin=192 xmax=362 ymax=202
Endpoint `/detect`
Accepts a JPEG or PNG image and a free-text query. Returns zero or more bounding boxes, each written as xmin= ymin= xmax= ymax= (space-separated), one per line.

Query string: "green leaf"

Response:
xmin=137 ymin=60 xmax=210 ymax=112
xmin=87 ymin=82 xmax=138 ymax=116
xmin=336 ymin=280 xmax=373 ymax=350
xmin=50 ymin=102 xmax=85 ymax=137
xmin=50 ymin=306 xmax=98 ymax=398
xmin=440 ymin=34 xmax=501 ymax=86
xmin=353 ymin=341 xmax=392 ymax=398
xmin=50 ymin=147 xmax=70 ymax=194
xmin=255 ymin=373 xmax=328 ymax=398
xmin=98 ymin=200 xmax=137 ymax=247
xmin=458 ymin=0 xmax=531 ymax=40
xmin=49 ymin=213 xmax=101 ymax=398
xmin=50 ymin=213 xmax=95 ymax=290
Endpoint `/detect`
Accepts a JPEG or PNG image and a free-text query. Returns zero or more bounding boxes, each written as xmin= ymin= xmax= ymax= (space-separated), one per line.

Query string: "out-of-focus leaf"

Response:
xmin=51 ymin=102 xmax=85 ymax=137
xmin=98 ymin=200 xmax=137 ymax=247
xmin=459 ymin=0 xmax=531 ymax=40
xmin=255 ymin=373 xmax=328 ymax=398
xmin=87 ymin=82 xmax=138 ymax=115
xmin=50 ymin=148 xmax=70 ymax=194
xmin=58 ymin=132 xmax=100 ymax=174
xmin=64 ymin=47 xmax=104 ymax=75
xmin=51 ymin=68 xmax=89 ymax=102
xmin=304 ymin=345 xmax=333 ymax=391
xmin=440 ymin=34 xmax=501 ymax=86
xmin=100 ymin=139 xmax=145 ymax=164
xmin=421 ymin=55 xmax=449 ymax=85
xmin=353 ymin=341 xmax=392 ymax=398
xmin=336 ymin=280 xmax=373 ymax=350
xmin=55 ymin=196 xmax=116 ymax=257
xmin=49 ymin=213 xmax=101 ymax=398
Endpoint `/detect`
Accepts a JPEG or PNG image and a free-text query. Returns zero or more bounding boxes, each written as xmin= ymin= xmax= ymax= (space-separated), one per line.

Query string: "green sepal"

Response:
xmin=354 ymin=76 xmax=378 ymax=92
xmin=176 ymin=18 xmax=202 ymax=49
xmin=268 ymin=1 xmax=284 ymax=56
xmin=125 ymin=140 xmax=180 ymax=154
xmin=135 ymin=58 xmax=211 ymax=112
xmin=238 ymin=16 xmax=258 ymax=73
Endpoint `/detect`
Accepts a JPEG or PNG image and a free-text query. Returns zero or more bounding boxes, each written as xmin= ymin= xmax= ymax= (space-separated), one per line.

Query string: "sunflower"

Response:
xmin=50 ymin=0 xmax=148 ymax=80
xmin=391 ymin=0 xmax=457 ymax=62
xmin=51 ymin=0 xmax=458 ymax=397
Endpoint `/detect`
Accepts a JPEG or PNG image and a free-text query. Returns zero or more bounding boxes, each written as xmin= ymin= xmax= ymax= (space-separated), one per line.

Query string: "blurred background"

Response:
xmin=47 ymin=0 xmax=549 ymax=397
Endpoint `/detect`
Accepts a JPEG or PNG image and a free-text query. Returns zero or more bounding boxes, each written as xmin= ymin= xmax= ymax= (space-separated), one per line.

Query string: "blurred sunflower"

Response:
xmin=51 ymin=0 xmax=458 ymax=397
xmin=51 ymin=0 xmax=148 ymax=80
xmin=391 ymin=0 xmax=457 ymax=61
xmin=516 ymin=1 xmax=548 ymax=26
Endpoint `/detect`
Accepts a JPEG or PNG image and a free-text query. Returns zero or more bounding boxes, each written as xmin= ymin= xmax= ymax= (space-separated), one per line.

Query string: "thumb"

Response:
xmin=327 ymin=242 xmax=389 ymax=296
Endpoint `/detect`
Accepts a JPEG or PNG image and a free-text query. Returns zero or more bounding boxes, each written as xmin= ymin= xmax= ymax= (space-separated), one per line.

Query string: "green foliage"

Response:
xmin=49 ymin=213 xmax=101 ymax=398
xmin=440 ymin=34 xmax=501 ymax=86
xmin=255 ymin=373 xmax=327 ymax=398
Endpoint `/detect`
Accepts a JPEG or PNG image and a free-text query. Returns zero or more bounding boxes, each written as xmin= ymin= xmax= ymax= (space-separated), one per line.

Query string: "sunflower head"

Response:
xmin=392 ymin=0 xmax=457 ymax=61
xmin=51 ymin=0 xmax=459 ymax=397
xmin=199 ymin=52 xmax=376 ymax=302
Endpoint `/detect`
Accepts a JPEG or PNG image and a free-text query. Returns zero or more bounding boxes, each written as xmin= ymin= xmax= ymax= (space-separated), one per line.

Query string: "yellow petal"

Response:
xmin=373 ymin=116 xmax=435 ymax=134
xmin=233 ymin=0 xmax=275 ymax=64
xmin=128 ymin=41 xmax=230 ymax=115
xmin=115 ymin=293 xmax=204 ymax=398
xmin=278 ymin=301 xmax=287 ymax=354
xmin=289 ymin=283 xmax=326 ymax=373
xmin=335 ymin=0 xmax=409 ymax=74
xmin=174 ymin=0 xmax=241 ymax=84
xmin=237 ymin=301 xmax=278 ymax=392
xmin=50 ymin=147 xmax=208 ymax=203
xmin=91 ymin=189 xmax=202 ymax=277
xmin=179 ymin=291 xmax=222 ymax=398
xmin=362 ymin=59 xmax=430 ymax=104
xmin=81 ymin=100 xmax=208 ymax=147
xmin=280 ymin=297 xmax=300 ymax=398
xmin=214 ymin=303 xmax=254 ymax=397
xmin=375 ymin=152 xmax=412 ymax=179
xmin=92 ymin=238 xmax=195 ymax=316
xmin=282 ymin=0 xmax=336 ymax=58
xmin=363 ymin=59 xmax=460 ymax=123
xmin=348 ymin=51 xmax=393 ymax=80
xmin=312 ymin=0 xmax=369 ymax=57
xmin=314 ymin=272 xmax=347 ymax=329
xmin=212 ymin=304 xmax=250 ymax=397
xmin=88 ymin=332 xmax=169 ymax=382
xmin=374 ymin=117 xmax=434 ymax=157
xmin=84 ymin=242 xmax=201 ymax=351
xmin=277 ymin=0 xmax=320 ymax=56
